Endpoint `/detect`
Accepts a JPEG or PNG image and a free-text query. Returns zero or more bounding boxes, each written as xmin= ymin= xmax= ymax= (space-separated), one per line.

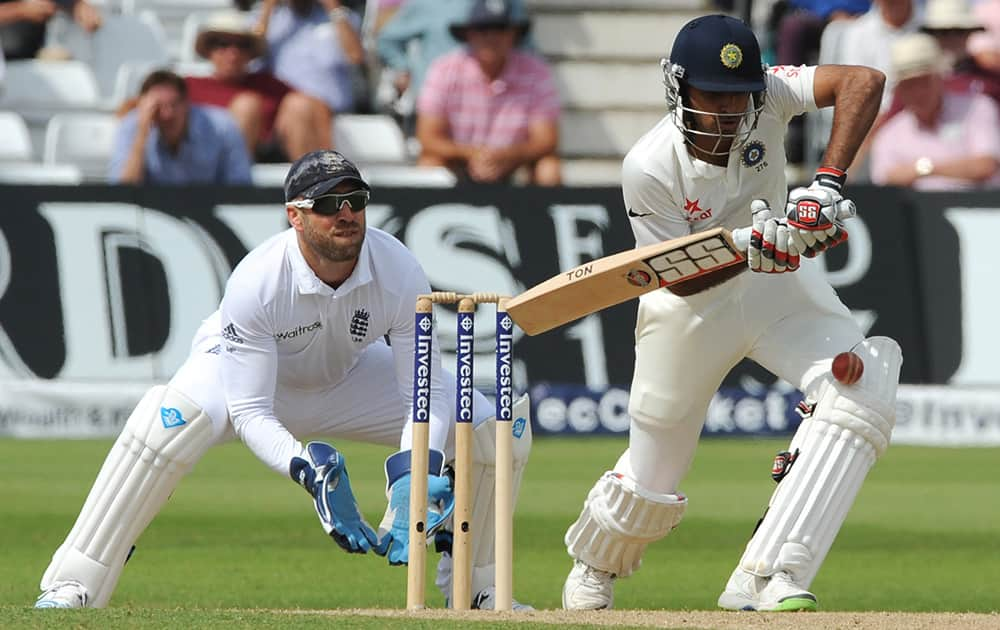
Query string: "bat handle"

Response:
xmin=731 ymin=226 xmax=752 ymax=251
xmin=731 ymin=203 xmax=856 ymax=252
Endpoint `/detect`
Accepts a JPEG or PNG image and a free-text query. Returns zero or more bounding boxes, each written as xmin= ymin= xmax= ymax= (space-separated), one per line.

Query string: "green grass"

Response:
xmin=2 ymin=436 xmax=998 ymax=625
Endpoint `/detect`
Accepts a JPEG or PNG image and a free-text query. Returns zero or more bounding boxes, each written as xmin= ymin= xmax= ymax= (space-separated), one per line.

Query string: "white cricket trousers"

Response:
xmin=620 ymin=260 xmax=863 ymax=494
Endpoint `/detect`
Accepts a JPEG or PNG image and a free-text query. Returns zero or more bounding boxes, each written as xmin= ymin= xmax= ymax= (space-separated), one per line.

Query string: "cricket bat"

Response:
xmin=507 ymin=226 xmax=753 ymax=336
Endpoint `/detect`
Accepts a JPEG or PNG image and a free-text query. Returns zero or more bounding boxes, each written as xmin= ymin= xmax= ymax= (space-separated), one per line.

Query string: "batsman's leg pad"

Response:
xmin=565 ymin=471 xmax=687 ymax=578
xmin=739 ymin=337 xmax=902 ymax=587
xmin=40 ymin=386 xmax=214 ymax=607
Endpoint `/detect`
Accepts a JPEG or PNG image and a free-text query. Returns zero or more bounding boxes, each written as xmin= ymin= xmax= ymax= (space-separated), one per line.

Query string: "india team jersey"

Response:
xmin=204 ymin=227 xmax=449 ymax=462
xmin=623 ymin=65 xmax=818 ymax=248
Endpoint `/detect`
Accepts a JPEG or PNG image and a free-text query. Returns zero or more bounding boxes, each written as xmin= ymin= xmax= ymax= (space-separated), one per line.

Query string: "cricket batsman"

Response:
xmin=560 ymin=14 xmax=902 ymax=612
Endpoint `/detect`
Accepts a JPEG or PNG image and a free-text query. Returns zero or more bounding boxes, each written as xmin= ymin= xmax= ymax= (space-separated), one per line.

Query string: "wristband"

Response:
xmin=814 ymin=166 xmax=846 ymax=192
xmin=329 ymin=7 xmax=350 ymax=21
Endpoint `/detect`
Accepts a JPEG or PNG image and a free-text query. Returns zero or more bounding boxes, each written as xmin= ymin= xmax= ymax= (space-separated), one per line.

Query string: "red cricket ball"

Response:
xmin=832 ymin=351 xmax=864 ymax=385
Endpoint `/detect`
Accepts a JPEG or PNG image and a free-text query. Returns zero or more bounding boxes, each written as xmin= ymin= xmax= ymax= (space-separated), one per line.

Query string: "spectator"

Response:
xmin=773 ymin=0 xmax=870 ymax=67
xmin=921 ymin=0 xmax=983 ymax=69
xmin=0 ymin=0 xmax=100 ymax=60
xmin=416 ymin=0 xmax=561 ymax=186
xmin=870 ymin=33 xmax=1000 ymax=190
xmin=376 ymin=0 xmax=530 ymax=111
xmin=820 ymin=0 xmax=920 ymax=104
xmin=253 ymin=0 xmax=365 ymax=114
xmin=187 ymin=11 xmax=331 ymax=162
xmin=109 ymin=69 xmax=253 ymax=185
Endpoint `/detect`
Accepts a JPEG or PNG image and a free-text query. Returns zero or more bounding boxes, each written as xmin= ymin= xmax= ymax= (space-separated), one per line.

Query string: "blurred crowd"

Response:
xmin=1 ymin=0 xmax=561 ymax=186
xmin=3 ymin=0 xmax=1000 ymax=190
xmin=757 ymin=0 xmax=1000 ymax=189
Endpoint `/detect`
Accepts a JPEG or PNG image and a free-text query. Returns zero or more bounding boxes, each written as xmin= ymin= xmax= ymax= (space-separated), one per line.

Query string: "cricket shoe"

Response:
xmin=35 ymin=580 xmax=88 ymax=609
xmin=562 ymin=560 xmax=616 ymax=610
xmin=471 ymin=586 xmax=535 ymax=611
xmin=717 ymin=567 xmax=817 ymax=611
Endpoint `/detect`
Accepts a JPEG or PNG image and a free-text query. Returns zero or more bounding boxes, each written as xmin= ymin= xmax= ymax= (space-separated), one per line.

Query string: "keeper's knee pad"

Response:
xmin=40 ymin=386 xmax=214 ymax=607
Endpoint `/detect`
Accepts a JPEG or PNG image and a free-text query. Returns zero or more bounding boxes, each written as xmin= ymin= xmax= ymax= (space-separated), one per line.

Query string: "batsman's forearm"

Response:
xmin=821 ymin=67 xmax=885 ymax=171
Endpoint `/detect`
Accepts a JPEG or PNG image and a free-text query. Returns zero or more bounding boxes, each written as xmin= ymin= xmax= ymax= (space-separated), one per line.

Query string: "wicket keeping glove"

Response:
xmin=785 ymin=167 xmax=856 ymax=257
xmin=289 ymin=441 xmax=380 ymax=554
xmin=373 ymin=449 xmax=454 ymax=565
xmin=747 ymin=199 xmax=799 ymax=273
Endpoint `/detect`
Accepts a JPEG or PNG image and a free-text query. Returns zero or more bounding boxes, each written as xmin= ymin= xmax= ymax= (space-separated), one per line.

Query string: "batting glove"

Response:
xmin=289 ymin=441 xmax=380 ymax=554
xmin=748 ymin=200 xmax=799 ymax=273
xmin=373 ymin=449 xmax=454 ymax=565
xmin=785 ymin=167 xmax=855 ymax=257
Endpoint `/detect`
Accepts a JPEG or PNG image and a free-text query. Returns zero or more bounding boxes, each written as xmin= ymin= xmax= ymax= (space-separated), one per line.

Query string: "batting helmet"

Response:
xmin=661 ymin=14 xmax=767 ymax=155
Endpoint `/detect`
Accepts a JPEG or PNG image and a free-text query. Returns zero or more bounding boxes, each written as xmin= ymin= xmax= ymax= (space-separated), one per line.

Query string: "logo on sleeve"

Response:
xmin=627 ymin=207 xmax=653 ymax=218
xmin=350 ymin=308 xmax=370 ymax=343
xmin=222 ymin=323 xmax=244 ymax=344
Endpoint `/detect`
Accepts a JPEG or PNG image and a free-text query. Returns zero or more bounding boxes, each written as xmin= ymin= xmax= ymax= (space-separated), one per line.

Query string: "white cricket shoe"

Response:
xmin=35 ymin=580 xmax=88 ymax=609
xmin=717 ymin=567 xmax=817 ymax=612
xmin=471 ymin=586 xmax=535 ymax=611
xmin=562 ymin=560 xmax=616 ymax=610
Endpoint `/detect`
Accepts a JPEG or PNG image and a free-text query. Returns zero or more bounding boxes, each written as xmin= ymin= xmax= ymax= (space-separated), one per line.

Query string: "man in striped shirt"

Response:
xmin=416 ymin=0 xmax=561 ymax=185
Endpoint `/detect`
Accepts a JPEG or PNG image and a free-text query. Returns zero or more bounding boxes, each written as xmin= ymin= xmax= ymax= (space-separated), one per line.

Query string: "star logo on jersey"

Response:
xmin=720 ymin=43 xmax=743 ymax=69
xmin=684 ymin=197 xmax=712 ymax=222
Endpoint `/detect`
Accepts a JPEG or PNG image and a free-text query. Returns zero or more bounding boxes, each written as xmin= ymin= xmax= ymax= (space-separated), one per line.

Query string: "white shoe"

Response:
xmin=35 ymin=581 xmax=88 ymax=609
xmin=717 ymin=567 xmax=817 ymax=611
xmin=471 ymin=586 xmax=535 ymax=611
xmin=562 ymin=560 xmax=615 ymax=610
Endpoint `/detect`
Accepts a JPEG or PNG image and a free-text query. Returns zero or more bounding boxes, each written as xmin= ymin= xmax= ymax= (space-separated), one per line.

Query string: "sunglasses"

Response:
xmin=287 ymin=190 xmax=370 ymax=215
xmin=210 ymin=37 xmax=254 ymax=51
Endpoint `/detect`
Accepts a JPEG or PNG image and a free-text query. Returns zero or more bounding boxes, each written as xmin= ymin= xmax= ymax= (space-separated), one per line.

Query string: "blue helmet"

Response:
xmin=661 ymin=15 xmax=767 ymax=155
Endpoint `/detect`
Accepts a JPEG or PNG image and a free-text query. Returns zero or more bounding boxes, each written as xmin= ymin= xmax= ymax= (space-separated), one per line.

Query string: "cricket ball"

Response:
xmin=832 ymin=351 xmax=864 ymax=385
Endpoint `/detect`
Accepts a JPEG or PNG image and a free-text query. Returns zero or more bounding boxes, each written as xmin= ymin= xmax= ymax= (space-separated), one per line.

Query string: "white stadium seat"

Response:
xmin=44 ymin=12 xmax=170 ymax=103
xmin=43 ymin=113 xmax=118 ymax=181
xmin=0 ymin=112 xmax=34 ymax=162
xmin=0 ymin=60 xmax=101 ymax=112
xmin=333 ymin=114 xmax=409 ymax=164
xmin=0 ymin=162 xmax=83 ymax=184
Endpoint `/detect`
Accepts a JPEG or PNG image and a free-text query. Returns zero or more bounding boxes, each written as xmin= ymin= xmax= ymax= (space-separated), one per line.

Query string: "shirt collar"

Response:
xmin=285 ymin=228 xmax=373 ymax=296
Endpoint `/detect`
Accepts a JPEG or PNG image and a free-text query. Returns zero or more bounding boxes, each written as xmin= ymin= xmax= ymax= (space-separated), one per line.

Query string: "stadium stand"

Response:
xmin=42 ymin=112 xmax=118 ymax=181
xmin=0 ymin=112 xmax=34 ymax=162
xmin=0 ymin=0 xmax=718 ymax=187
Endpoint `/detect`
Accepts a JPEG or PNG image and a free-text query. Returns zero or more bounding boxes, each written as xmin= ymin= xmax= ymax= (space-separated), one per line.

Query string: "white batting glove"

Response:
xmin=785 ymin=167 xmax=854 ymax=258
xmin=748 ymin=200 xmax=798 ymax=273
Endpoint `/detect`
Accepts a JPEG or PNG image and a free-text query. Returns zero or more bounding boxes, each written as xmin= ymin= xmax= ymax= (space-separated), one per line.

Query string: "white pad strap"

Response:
xmin=740 ymin=337 xmax=902 ymax=587
xmin=40 ymin=386 xmax=214 ymax=607
xmin=565 ymin=471 xmax=687 ymax=577
xmin=464 ymin=393 xmax=532 ymax=597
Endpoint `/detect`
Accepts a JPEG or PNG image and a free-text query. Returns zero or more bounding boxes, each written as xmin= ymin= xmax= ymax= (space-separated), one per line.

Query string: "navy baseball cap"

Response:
xmin=669 ymin=14 xmax=765 ymax=93
xmin=284 ymin=150 xmax=370 ymax=202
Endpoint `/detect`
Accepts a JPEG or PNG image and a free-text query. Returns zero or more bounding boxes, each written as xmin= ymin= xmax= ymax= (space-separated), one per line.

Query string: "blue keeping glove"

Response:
xmin=289 ymin=441 xmax=379 ymax=554
xmin=373 ymin=449 xmax=454 ymax=565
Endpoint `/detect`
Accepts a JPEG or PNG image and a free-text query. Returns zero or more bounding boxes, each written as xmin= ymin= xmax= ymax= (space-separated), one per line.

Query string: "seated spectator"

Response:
xmin=821 ymin=0 xmax=920 ymax=105
xmin=921 ymin=0 xmax=984 ymax=69
xmin=870 ymin=33 xmax=1000 ymax=190
xmin=109 ymin=69 xmax=252 ymax=185
xmin=187 ymin=11 xmax=331 ymax=162
xmin=253 ymin=0 xmax=365 ymax=115
xmin=376 ymin=0 xmax=530 ymax=113
xmin=0 ymin=0 xmax=100 ymax=60
xmin=416 ymin=0 xmax=560 ymax=186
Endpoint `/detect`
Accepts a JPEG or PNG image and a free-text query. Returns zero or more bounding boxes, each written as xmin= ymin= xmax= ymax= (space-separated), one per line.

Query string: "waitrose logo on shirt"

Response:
xmin=275 ymin=321 xmax=323 ymax=341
